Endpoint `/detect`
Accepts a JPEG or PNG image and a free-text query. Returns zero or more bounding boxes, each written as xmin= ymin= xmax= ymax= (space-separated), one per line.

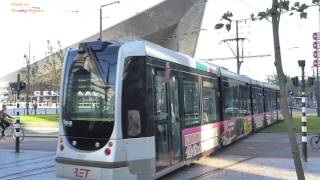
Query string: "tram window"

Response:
xmin=239 ymin=84 xmax=250 ymax=116
xmin=183 ymin=75 xmax=200 ymax=128
xmin=202 ymin=79 xmax=217 ymax=124
xmin=264 ymin=90 xmax=270 ymax=112
xmin=153 ymin=70 xmax=168 ymax=122
xmin=223 ymin=79 xmax=237 ymax=120
xmin=170 ymin=76 xmax=180 ymax=123
xmin=122 ymin=57 xmax=148 ymax=138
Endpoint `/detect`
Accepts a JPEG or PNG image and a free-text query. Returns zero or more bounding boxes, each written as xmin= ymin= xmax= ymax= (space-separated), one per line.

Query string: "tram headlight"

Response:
xmin=95 ymin=142 xmax=100 ymax=148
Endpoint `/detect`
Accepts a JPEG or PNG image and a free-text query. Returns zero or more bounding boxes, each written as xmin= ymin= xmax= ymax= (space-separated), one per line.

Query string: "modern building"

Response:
xmin=0 ymin=0 xmax=207 ymax=105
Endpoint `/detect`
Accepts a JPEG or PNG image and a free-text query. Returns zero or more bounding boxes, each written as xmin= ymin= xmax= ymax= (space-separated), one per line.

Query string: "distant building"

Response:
xmin=0 ymin=0 xmax=206 ymax=103
xmin=0 ymin=81 xmax=9 ymax=103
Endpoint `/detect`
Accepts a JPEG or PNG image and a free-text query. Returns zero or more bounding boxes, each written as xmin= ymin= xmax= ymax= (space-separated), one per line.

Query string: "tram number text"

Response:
xmin=185 ymin=143 xmax=201 ymax=159
xmin=74 ymin=168 xmax=91 ymax=178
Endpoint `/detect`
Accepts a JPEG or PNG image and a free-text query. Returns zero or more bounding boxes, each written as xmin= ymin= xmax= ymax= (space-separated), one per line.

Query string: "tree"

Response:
xmin=45 ymin=40 xmax=64 ymax=113
xmin=216 ymin=1 xmax=320 ymax=179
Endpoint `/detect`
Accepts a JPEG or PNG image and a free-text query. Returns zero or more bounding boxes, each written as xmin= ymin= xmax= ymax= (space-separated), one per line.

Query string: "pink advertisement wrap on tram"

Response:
xmin=221 ymin=116 xmax=253 ymax=146
xmin=182 ymin=123 xmax=220 ymax=159
xmin=253 ymin=113 xmax=265 ymax=130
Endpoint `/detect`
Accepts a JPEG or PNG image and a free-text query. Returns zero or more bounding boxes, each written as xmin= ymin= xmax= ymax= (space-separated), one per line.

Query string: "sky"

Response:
xmin=0 ymin=0 xmax=319 ymax=81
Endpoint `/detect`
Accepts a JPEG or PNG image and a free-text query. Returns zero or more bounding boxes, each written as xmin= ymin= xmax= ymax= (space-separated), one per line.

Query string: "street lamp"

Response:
xmin=99 ymin=1 xmax=120 ymax=42
xmin=23 ymin=47 xmax=31 ymax=115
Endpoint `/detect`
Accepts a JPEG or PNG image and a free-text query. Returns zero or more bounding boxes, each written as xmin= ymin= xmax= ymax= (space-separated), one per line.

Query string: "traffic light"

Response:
xmin=10 ymin=82 xmax=27 ymax=92
xmin=291 ymin=76 xmax=299 ymax=87
xmin=308 ymin=77 xmax=315 ymax=87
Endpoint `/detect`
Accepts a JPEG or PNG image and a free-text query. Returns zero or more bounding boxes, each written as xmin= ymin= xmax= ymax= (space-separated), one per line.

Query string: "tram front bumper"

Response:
xmin=56 ymin=159 xmax=137 ymax=180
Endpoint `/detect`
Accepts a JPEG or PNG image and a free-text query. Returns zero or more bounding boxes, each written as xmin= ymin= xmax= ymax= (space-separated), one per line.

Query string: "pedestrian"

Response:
xmin=33 ymin=101 xmax=38 ymax=115
xmin=0 ymin=105 xmax=13 ymax=137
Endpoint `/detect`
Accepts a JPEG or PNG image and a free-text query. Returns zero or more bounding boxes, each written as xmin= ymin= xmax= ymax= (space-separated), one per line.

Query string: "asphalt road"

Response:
xmin=0 ymin=137 xmax=57 ymax=152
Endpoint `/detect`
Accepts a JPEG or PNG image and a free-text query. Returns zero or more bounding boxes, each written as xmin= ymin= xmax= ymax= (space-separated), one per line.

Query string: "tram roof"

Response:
xmin=121 ymin=40 xmax=220 ymax=74
xmin=262 ymin=82 xmax=280 ymax=90
xmin=219 ymin=68 xmax=251 ymax=83
xmin=250 ymin=79 xmax=264 ymax=87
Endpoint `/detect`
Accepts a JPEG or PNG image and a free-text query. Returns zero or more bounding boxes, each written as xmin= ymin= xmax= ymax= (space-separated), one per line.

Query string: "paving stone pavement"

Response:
xmin=161 ymin=133 xmax=320 ymax=180
xmin=0 ymin=150 xmax=62 ymax=180
xmin=0 ymin=133 xmax=319 ymax=180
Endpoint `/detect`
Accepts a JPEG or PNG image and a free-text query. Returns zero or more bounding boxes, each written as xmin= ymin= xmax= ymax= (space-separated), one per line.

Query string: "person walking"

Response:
xmin=33 ymin=101 xmax=38 ymax=115
xmin=0 ymin=105 xmax=13 ymax=137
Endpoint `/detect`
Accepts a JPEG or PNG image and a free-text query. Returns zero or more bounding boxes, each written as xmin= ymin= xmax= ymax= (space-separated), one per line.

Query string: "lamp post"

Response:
xmin=23 ymin=42 xmax=31 ymax=115
xmin=298 ymin=60 xmax=307 ymax=162
xmin=99 ymin=1 xmax=120 ymax=42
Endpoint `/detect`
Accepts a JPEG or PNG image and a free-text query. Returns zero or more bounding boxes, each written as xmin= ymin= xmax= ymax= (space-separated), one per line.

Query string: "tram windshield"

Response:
xmin=62 ymin=44 xmax=118 ymax=150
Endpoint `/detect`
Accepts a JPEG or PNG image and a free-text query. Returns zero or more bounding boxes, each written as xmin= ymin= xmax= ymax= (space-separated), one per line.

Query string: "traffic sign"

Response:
xmin=313 ymin=32 xmax=320 ymax=61
xmin=313 ymin=41 xmax=320 ymax=49
xmin=313 ymin=32 xmax=320 ymax=40
xmin=313 ymin=60 xmax=320 ymax=67
xmin=313 ymin=50 xmax=320 ymax=58
xmin=288 ymin=90 xmax=294 ymax=96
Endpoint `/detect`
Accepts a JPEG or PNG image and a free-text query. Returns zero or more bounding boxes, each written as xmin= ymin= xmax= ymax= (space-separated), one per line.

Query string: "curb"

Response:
xmin=24 ymin=135 xmax=58 ymax=138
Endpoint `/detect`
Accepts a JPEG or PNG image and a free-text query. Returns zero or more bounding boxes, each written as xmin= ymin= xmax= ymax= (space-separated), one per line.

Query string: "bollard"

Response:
xmin=298 ymin=60 xmax=307 ymax=162
xmin=301 ymin=94 xmax=307 ymax=162
xmin=15 ymin=74 xmax=20 ymax=153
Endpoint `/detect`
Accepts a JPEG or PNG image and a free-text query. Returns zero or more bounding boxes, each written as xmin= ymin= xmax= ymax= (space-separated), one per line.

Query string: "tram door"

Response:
xmin=153 ymin=68 xmax=182 ymax=171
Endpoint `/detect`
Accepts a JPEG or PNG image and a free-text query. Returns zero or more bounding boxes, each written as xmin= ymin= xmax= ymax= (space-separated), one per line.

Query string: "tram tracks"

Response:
xmin=0 ymin=153 xmax=56 ymax=180
xmin=0 ymin=165 xmax=55 ymax=180
xmin=190 ymin=145 xmax=293 ymax=179
xmin=0 ymin=153 xmax=55 ymax=167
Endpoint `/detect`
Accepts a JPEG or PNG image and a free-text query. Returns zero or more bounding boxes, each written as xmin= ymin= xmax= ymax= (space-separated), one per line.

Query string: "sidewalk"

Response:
xmin=23 ymin=125 xmax=58 ymax=138
xmin=163 ymin=133 xmax=320 ymax=180
xmin=0 ymin=149 xmax=65 ymax=180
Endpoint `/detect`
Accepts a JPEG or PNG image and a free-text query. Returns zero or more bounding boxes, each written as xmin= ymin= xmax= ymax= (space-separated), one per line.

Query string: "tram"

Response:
xmin=56 ymin=40 xmax=282 ymax=180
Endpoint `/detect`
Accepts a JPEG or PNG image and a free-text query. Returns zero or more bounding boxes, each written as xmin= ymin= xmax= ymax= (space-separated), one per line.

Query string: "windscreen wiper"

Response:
xmin=84 ymin=47 xmax=104 ymax=80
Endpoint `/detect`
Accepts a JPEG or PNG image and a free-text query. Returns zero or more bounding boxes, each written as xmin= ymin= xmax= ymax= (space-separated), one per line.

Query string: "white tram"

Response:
xmin=56 ymin=40 xmax=282 ymax=180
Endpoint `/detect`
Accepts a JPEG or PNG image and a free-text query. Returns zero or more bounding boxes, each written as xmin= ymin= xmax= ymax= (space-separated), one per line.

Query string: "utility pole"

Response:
xmin=236 ymin=20 xmax=240 ymax=74
xmin=298 ymin=60 xmax=307 ymax=162
xmin=318 ymin=9 xmax=320 ymax=116
xmin=220 ymin=20 xmax=246 ymax=74
xmin=99 ymin=1 xmax=120 ymax=42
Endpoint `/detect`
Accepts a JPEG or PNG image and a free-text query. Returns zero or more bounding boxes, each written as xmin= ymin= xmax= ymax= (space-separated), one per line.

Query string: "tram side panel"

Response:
xmin=264 ymin=89 xmax=278 ymax=126
xmin=145 ymin=57 xmax=221 ymax=177
xmin=220 ymin=76 xmax=253 ymax=146
xmin=121 ymin=56 xmax=157 ymax=178
xmin=277 ymin=91 xmax=284 ymax=120
xmin=251 ymin=86 xmax=265 ymax=131
xmin=182 ymin=75 xmax=221 ymax=160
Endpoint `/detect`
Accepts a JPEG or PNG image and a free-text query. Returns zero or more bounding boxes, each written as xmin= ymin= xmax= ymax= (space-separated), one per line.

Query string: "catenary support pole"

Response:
xmin=236 ymin=20 xmax=240 ymax=74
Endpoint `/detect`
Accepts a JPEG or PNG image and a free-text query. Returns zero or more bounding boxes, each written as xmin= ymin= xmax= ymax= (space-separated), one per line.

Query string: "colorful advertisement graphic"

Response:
xmin=253 ymin=113 xmax=265 ymax=130
xmin=221 ymin=116 xmax=253 ymax=146
xmin=278 ymin=110 xmax=284 ymax=120
xmin=266 ymin=111 xmax=277 ymax=126
xmin=243 ymin=116 xmax=253 ymax=135
xmin=182 ymin=123 xmax=219 ymax=159
xmin=221 ymin=119 xmax=236 ymax=146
